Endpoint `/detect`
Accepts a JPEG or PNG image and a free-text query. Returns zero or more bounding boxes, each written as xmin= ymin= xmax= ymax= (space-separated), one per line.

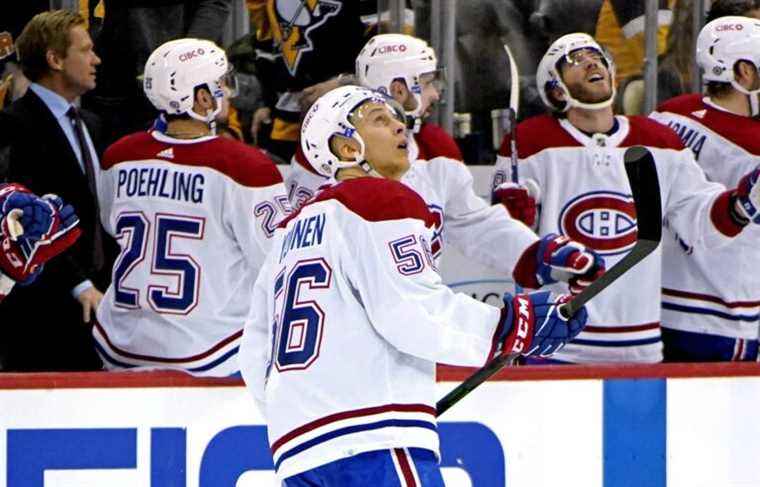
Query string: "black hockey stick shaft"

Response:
xmin=436 ymin=146 xmax=662 ymax=417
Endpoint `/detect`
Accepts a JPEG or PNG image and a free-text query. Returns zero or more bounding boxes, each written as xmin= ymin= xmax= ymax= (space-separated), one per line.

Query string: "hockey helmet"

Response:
xmin=356 ymin=34 xmax=441 ymax=127
xmin=536 ymin=32 xmax=616 ymax=112
xmin=143 ymin=38 xmax=236 ymax=124
xmin=697 ymin=16 xmax=760 ymax=115
xmin=301 ymin=85 xmax=401 ymax=178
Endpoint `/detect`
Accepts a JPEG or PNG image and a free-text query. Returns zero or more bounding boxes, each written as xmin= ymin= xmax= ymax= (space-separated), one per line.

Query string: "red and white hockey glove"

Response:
xmin=536 ymin=234 xmax=606 ymax=295
xmin=492 ymin=180 xmax=539 ymax=228
xmin=493 ymin=291 xmax=588 ymax=357
xmin=0 ymin=184 xmax=81 ymax=283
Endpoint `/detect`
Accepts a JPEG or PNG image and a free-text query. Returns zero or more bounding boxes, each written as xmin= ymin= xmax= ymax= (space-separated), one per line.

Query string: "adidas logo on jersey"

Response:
xmin=157 ymin=147 xmax=174 ymax=159
xmin=692 ymin=109 xmax=707 ymax=119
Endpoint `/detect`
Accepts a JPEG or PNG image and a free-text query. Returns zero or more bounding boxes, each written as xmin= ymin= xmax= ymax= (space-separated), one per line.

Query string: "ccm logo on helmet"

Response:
xmin=716 ymin=24 xmax=744 ymax=31
xmin=179 ymin=48 xmax=205 ymax=62
xmin=509 ymin=295 xmax=533 ymax=353
xmin=559 ymin=191 xmax=637 ymax=256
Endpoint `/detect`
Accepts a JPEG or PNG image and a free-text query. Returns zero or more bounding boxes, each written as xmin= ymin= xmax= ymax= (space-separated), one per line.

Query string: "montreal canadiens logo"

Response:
xmin=558 ymin=191 xmax=637 ymax=255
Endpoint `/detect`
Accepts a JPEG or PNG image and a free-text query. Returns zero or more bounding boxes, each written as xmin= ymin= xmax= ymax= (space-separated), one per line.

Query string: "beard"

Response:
xmin=565 ymin=78 xmax=613 ymax=104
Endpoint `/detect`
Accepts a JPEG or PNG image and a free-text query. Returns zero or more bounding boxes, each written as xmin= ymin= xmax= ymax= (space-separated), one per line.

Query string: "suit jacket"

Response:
xmin=0 ymin=89 xmax=105 ymax=370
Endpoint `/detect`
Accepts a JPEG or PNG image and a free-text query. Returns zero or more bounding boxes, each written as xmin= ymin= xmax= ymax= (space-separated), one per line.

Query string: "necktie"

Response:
xmin=66 ymin=106 xmax=104 ymax=270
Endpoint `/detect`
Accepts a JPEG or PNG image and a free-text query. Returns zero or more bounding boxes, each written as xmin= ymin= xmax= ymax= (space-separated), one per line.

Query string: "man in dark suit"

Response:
xmin=0 ymin=10 xmax=106 ymax=371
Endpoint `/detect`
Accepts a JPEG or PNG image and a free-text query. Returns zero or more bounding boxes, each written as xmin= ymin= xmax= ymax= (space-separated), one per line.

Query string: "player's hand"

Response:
xmin=0 ymin=186 xmax=81 ymax=283
xmin=299 ymin=77 xmax=343 ymax=113
xmin=734 ymin=166 xmax=760 ymax=224
xmin=492 ymin=181 xmax=538 ymax=227
xmin=250 ymin=107 xmax=271 ymax=146
xmin=535 ymin=233 xmax=605 ymax=294
xmin=496 ymin=291 xmax=587 ymax=357
xmin=77 ymin=286 xmax=104 ymax=324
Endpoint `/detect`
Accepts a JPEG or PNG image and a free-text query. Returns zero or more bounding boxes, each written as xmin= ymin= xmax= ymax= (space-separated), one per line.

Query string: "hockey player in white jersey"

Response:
xmin=286 ymin=33 xmax=461 ymax=210
xmin=239 ymin=85 xmax=592 ymax=486
xmin=289 ymin=34 xmax=605 ymax=295
xmin=650 ymin=16 xmax=760 ymax=361
xmin=492 ymin=32 xmax=760 ymax=364
xmin=94 ymin=39 xmax=291 ymax=376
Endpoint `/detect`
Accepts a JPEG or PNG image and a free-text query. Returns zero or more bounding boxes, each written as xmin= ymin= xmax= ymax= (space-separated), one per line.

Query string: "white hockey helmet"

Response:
xmin=143 ymin=38 xmax=234 ymax=124
xmin=697 ymin=16 xmax=760 ymax=115
xmin=536 ymin=32 xmax=616 ymax=112
xmin=355 ymin=34 xmax=439 ymax=122
xmin=301 ymin=85 xmax=398 ymax=178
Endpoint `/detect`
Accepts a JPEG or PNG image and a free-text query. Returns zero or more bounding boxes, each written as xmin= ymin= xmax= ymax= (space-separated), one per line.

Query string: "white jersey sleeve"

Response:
xmin=404 ymin=158 xmax=538 ymax=279
xmin=345 ymin=207 xmax=501 ymax=366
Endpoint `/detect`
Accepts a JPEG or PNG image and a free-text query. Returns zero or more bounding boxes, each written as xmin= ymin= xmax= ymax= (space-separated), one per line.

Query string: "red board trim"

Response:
xmin=0 ymin=363 xmax=759 ymax=390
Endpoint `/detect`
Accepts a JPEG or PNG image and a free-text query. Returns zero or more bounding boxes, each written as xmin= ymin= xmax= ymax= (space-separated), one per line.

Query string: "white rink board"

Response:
xmin=0 ymin=380 xmax=601 ymax=487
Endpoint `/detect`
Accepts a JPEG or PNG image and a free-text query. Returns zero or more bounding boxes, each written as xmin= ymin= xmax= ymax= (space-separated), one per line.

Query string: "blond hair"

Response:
xmin=16 ymin=10 xmax=86 ymax=82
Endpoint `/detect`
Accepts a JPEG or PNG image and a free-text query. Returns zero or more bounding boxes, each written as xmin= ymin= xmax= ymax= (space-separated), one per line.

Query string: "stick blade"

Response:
xmin=624 ymin=146 xmax=662 ymax=243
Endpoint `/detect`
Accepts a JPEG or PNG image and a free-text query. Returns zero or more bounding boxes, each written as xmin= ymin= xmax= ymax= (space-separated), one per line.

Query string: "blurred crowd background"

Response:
xmin=0 ymin=0 xmax=721 ymax=171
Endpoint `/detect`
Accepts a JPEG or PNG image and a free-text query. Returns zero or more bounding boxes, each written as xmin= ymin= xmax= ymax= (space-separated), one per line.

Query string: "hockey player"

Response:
xmin=0 ymin=184 xmax=80 ymax=302
xmin=289 ymin=34 xmax=604 ymax=296
xmin=492 ymin=32 xmax=760 ymax=363
xmin=239 ymin=85 xmax=591 ymax=486
xmin=649 ymin=16 xmax=760 ymax=361
xmin=286 ymin=33 xmax=462 ymax=209
xmin=94 ymin=39 xmax=291 ymax=376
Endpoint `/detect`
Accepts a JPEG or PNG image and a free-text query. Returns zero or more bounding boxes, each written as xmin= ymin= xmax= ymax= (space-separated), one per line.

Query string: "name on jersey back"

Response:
xmin=116 ymin=167 xmax=205 ymax=204
xmin=279 ymin=213 xmax=326 ymax=263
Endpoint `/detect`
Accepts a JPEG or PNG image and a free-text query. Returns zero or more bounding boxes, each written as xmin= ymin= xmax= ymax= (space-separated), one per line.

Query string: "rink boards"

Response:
xmin=1 ymin=364 xmax=759 ymax=487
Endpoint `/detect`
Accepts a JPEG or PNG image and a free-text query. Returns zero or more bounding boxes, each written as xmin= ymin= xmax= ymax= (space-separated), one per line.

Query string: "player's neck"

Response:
xmin=567 ymin=106 xmax=615 ymax=134
xmin=711 ymin=91 xmax=752 ymax=117
xmin=165 ymin=119 xmax=213 ymax=139
xmin=336 ymin=166 xmax=375 ymax=181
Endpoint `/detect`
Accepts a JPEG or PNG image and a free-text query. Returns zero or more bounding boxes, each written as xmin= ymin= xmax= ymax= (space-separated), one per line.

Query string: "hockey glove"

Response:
xmin=0 ymin=185 xmax=81 ymax=282
xmin=734 ymin=166 xmax=760 ymax=224
xmin=535 ymin=233 xmax=605 ymax=295
xmin=495 ymin=291 xmax=588 ymax=357
xmin=492 ymin=181 xmax=538 ymax=228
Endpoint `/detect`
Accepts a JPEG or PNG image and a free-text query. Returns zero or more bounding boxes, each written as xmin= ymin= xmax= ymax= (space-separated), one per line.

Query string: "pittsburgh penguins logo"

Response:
xmin=0 ymin=32 xmax=14 ymax=60
xmin=559 ymin=191 xmax=638 ymax=256
xmin=268 ymin=0 xmax=342 ymax=76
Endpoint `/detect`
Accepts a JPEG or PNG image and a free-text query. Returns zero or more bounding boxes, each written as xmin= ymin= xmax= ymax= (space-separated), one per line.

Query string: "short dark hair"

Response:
xmin=15 ymin=10 xmax=86 ymax=82
xmin=706 ymin=0 xmax=760 ymax=23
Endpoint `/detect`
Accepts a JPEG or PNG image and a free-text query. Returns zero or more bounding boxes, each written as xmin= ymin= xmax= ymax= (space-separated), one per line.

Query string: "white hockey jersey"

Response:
xmin=287 ymin=141 xmax=539 ymax=280
xmin=494 ymin=114 xmax=740 ymax=363
xmin=239 ymin=177 xmax=503 ymax=480
xmin=650 ymin=94 xmax=760 ymax=342
xmin=95 ymin=131 xmax=290 ymax=376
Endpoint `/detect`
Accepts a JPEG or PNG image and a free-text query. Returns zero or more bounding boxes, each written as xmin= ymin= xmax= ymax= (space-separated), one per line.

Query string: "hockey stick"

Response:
xmin=504 ymin=42 xmax=520 ymax=183
xmin=436 ymin=146 xmax=662 ymax=417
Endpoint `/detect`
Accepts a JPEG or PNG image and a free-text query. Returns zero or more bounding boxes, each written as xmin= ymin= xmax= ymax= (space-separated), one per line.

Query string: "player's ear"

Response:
xmin=329 ymin=134 xmax=361 ymax=161
xmin=735 ymin=61 xmax=758 ymax=90
xmin=389 ymin=79 xmax=409 ymax=104
xmin=194 ymin=86 xmax=214 ymax=111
